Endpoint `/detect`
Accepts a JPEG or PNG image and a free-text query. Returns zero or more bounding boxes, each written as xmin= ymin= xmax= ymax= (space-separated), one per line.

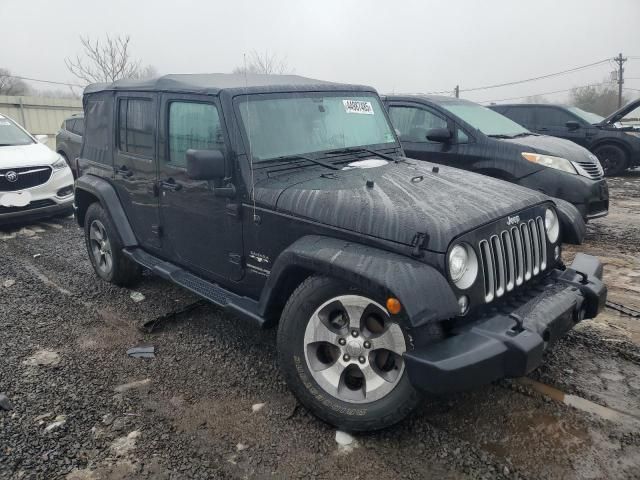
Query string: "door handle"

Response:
xmin=116 ymin=166 xmax=133 ymax=177
xmin=160 ymin=178 xmax=183 ymax=191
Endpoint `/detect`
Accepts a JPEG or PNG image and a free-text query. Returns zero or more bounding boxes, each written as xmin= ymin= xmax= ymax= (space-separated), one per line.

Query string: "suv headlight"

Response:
xmin=522 ymin=152 xmax=576 ymax=174
xmin=52 ymin=157 xmax=68 ymax=171
xmin=545 ymin=208 xmax=560 ymax=243
xmin=448 ymin=243 xmax=478 ymax=289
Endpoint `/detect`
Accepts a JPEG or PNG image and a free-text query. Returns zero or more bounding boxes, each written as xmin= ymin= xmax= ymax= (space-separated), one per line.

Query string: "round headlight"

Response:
xmin=545 ymin=208 xmax=560 ymax=243
xmin=448 ymin=243 xmax=478 ymax=289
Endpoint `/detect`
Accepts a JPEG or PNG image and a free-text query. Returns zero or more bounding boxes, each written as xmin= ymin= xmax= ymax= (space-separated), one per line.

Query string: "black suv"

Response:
xmin=74 ymin=74 xmax=606 ymax=431
xmin=56 ymin=113 xmax=84 ymax=178
xmin=384 ymin=95 xmax=609 ymax=221
xmin=490 ymin=100 xmax=640 ymax=175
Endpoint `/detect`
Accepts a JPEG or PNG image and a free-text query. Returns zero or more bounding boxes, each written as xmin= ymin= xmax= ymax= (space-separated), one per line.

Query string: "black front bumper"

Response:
xmin=404 ymin=253 xmax=606 ymax=394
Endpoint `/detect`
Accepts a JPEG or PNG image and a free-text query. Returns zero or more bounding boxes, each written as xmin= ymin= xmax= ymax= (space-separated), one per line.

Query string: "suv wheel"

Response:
xmin=277 ymin=275 xmax=441 ymax=431
xmin=84 ymin=203 xmax=141 ymax=287
xmin=594 ymin=144 xmax=628 ymax=176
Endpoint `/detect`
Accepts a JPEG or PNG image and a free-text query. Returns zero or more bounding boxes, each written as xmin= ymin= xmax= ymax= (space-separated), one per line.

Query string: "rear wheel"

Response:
xmin=594 ymin=144 xmax=628 ymax=176
xmin=277 ymin=275 xmax=442 ymax=431
xmin=84 ymin=203 xmax=141 ymax=286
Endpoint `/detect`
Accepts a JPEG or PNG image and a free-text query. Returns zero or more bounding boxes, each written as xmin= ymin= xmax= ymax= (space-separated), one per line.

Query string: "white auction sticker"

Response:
xmin=343 ymin=100 xmax=374 ymax=115
xmin=0 ymin=191 xmax=32 ymax=207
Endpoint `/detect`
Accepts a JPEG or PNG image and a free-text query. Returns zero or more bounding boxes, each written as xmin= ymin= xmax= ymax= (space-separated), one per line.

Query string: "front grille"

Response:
xmin=0 ymin=199 xmax=55 ymax=214
xmin=574 ymin=160 xmax=604 ymax=180
xmin=478 ymin=217 xmax=547 ymax=303
xmin=0 ymin=166 xmax=52 ymax=191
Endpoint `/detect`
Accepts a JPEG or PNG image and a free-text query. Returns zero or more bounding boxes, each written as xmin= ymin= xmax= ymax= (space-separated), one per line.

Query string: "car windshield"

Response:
xmin=0 ymin=116 xmax=34 ymax=146
xmin=441 ymin=102 xmax=530 ymax=137
xmin=567 ymin=107 xmax=604 ymax=124
xmin=238 ymin=93 xmax=397 ymax=161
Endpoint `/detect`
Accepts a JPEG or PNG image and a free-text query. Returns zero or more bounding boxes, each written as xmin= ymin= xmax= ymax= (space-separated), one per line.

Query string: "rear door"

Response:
xmin=69 ymin=117 xmax=84 ymax=161
xmin=112 ymin=94 xmax=161 ymax=249
xmin=386 ymin=102 xmax=466 ymax=166
xmin=157 ymin=94 xmax=240 ymax=281
xmin=501 ymin=106 xmax=535 ymax=130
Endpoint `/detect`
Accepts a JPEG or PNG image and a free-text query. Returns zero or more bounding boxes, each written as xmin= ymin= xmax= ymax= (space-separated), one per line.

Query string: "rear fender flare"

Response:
xmin=259 ymin=236 xmax=459 ymax=328
xmin=74 ymin=175 xmax=138 ymax=247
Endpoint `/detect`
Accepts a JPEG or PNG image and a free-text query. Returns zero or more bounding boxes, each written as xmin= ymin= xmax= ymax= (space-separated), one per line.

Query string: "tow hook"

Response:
xmin=507 ymin=312 xmax=525 ymax=335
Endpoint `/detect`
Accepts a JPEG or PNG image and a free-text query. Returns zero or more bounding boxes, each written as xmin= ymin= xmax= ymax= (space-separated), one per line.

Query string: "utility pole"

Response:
xmin=454 ymin=85 xmax=459 ymax=98
xmin=614 ymin=53 xmax=627 ymax=108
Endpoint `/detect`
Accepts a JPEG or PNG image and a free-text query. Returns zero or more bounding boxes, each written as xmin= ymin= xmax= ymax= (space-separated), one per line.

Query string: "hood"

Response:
xmin=0 ymin=142 xmax=61 ymax=169
xmin=254 ymin=159 xmax=550 ymax=252
xmin=600 ymin=98 xmax=640 ymax=127
xmin=499 ymin=134 xmax=596 ymax=163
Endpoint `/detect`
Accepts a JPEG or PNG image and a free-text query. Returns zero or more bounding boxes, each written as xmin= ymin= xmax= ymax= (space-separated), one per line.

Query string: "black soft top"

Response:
xmin=84 ymin=73 xmax=376 ymax=97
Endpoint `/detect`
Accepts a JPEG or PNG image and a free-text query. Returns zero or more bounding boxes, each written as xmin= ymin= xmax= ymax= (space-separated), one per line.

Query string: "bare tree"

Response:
xmin=232 ymin=50 xmax=290 ymax=75
xmin=570 ymin=84 xmax=627 ymax=117
xmin=65 ymin=35 xmax=156 ymax=84
xmin=0 ymin=68 xmax=31 ymax=95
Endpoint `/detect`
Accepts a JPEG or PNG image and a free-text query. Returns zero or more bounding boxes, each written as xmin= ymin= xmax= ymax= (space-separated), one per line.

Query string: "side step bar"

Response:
xmin=124 ymin=248 xmax=265 ymax=327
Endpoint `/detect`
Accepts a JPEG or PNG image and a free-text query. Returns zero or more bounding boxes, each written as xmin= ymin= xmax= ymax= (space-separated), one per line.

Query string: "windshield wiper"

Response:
xmin=487 ymin=134 xmax=515 ymax=139
xmin=266 ymin=154 xmax=340 ymax=170
xmin=325 ymin=147 xmax=399 ymax=162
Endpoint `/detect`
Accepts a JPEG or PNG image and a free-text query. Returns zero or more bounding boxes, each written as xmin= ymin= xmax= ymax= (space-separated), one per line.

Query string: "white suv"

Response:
xmin=0 ymin=113 xmax=74 ymax=224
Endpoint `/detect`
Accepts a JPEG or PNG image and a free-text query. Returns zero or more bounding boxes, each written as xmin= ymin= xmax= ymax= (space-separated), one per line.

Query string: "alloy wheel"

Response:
xmin=89 ymin=219 xmax=113 ymax=275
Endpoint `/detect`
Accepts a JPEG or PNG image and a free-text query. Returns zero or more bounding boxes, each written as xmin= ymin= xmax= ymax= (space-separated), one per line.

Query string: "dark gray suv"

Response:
xmin=56 ymin=114 xmax=84 ymax=178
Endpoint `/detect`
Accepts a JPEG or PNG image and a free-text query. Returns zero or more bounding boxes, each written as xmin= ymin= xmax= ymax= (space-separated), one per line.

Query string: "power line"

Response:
xmin=459 ymin=58 xmax=611 ymax=93
xmin=478 ymin=81 xmax=611 ymax=104
xmin=1 ymin=74 xmax=85 ymax=88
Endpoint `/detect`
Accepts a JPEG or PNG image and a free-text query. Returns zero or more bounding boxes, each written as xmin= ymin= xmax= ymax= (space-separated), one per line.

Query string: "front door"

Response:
xmin=112 ymin=94 xmax=160 ymax=249
xmin=157 ymin=94 xmax=240 ymax=282
xmin=386 ymin=102 xmax=465 ymax=167
xmin=533 ymin=106 xmax=589 ymax=147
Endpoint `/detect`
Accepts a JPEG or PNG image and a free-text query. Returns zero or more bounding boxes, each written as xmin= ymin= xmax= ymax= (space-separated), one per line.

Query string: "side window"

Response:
xmin=388 ymin=106 xmax=447 ymax=143
xmin=503 ymin=107 xmax=533 ymax=127
xmin=118 ymin=98 xmax=154 ymax=157
xmin=65 ymin=119 xmax=76 ymax=132
xmin=536 ymin=107 xmax=573 ymax=127
xmin=456 ymin=128 xmax=469 ymax=143
xmin=168 ymin=102 xmax=224 ymax=167
xmin=74 ymin=118 xmax=85 ymax=136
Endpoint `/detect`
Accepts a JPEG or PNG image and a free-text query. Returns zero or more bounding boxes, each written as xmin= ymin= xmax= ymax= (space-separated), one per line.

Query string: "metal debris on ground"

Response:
xmin=138 ymin=299 xmax=208 ymax=333
xmin=606 ymin=300 xmax=640 ymax=318
xmin=2 ymin=279 xmax=15 ymax=288
xmin=127 ymin=346 xmax=155 ymax=358
xmin=0 ymin=393 xmax=13 ymax=411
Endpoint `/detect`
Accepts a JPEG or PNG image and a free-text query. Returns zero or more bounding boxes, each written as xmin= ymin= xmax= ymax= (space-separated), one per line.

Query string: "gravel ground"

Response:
xmin=1 ymin=172 xmax=640 ymax=479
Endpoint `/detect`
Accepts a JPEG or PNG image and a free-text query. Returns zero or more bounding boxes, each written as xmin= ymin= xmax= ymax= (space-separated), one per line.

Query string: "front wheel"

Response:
xmin=594 ymin=144 xmax=628 ymax=176
xmin=277 ymin=276 xmax=441 ymax=431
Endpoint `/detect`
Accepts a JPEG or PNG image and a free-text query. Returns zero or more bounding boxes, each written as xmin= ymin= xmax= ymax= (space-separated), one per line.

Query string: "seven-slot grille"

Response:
xmin=0 ymin=166 xmax=52 ymax=191
xmin=575 ymin=160 xmax=604 ymax=180
xmin=478 ymin=217 xmax=547 ymax=303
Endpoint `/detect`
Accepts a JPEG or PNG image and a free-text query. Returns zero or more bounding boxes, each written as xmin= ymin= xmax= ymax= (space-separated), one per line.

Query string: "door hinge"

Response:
xmin=151 ymin=225 xmax=163 ymax=237
xmin=411 ymin=232 xmax=428 ymax=257
xmin=228 ymin=253 xmax=243 ymax=265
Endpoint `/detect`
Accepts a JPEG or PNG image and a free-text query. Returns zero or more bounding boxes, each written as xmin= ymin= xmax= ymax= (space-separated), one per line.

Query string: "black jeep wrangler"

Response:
xmin=74 ymin=74 xmax=606 ymax=431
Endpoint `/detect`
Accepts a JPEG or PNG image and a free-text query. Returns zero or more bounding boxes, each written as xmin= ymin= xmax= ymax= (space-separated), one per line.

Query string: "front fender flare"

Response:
xmin=550 ymin=197 xmax=586 ymax=245
xmin=74 ymin=175 xmax=138 ymax=247
xmin=259 ymin=236 xmax=459 ymax=328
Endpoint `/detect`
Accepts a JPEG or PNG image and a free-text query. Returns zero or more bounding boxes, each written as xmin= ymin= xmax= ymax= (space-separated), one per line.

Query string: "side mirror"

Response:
xmin=426 ymin=128 xmax=452 ymax=143
xmin=186 ymin=149 xmax=226 ymax=180
xmin=566 ymin=120 xmax=581 ymax=131
xmin=35 ymin=134 xmax=48 ymax=143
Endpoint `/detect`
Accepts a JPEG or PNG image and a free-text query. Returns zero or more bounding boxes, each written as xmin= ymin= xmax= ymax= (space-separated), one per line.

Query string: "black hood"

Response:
xmin=253 ymin=159 xmax=550 ymax=252
xmin=600 ymin=98 xmax=640 ymax=126
xmin=499 ymin=134 xmax=597 ymax=163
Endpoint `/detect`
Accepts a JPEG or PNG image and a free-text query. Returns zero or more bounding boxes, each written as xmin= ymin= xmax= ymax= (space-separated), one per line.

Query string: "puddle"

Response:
xmin=516 ymin=378 xmax=640 ymax=428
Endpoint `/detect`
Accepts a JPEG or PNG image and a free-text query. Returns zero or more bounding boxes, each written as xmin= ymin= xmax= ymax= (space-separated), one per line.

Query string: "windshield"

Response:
xmin=0 ymin=116 xmax=34 ymax=146
xmin=567 ymin=107 xmax=604 ymax=124
xmin=441 ymin=102 xmax=529 ymax=137
xmin=238 ymin=93 xmax=397 ymax=161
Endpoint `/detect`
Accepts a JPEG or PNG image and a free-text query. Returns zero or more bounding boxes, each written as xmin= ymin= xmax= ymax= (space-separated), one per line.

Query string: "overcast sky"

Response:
xmin=2 ymin=0 xmax=639 ymax=103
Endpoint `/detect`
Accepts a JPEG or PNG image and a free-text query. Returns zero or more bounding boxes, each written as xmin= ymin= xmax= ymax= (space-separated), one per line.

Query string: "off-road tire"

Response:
xmin=594 ymin=144 xmax=628 ymax=176
xmin=84 ymin=202 xmax=141 ymax=287
xmin=277 ymin=275 xmax=442 ymax=432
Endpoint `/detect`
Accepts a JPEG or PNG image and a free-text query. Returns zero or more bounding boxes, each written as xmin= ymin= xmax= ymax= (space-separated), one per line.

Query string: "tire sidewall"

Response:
xmin=84 ymin=203 xmax=118 ymax=283
xmin=277 ymin=276 xmax=421 ymax=431
xmin=595 ymin=144 xmax=627 ymax=176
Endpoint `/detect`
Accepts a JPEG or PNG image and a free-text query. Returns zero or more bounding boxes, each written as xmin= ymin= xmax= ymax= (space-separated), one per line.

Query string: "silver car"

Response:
xmin=56 ymin=114 xmax=84 ymax=178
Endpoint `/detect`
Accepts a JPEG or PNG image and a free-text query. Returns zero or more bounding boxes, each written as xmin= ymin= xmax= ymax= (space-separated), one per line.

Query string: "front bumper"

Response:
xmin=0 ymin=167 xmax=74 ymax=224
xmin=404 ymin=253 xmax=606 ymax=394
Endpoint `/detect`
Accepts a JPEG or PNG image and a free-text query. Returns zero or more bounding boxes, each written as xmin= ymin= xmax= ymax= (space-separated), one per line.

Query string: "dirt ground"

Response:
xmin=1 ymin=172 xmax=639 ymax=480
